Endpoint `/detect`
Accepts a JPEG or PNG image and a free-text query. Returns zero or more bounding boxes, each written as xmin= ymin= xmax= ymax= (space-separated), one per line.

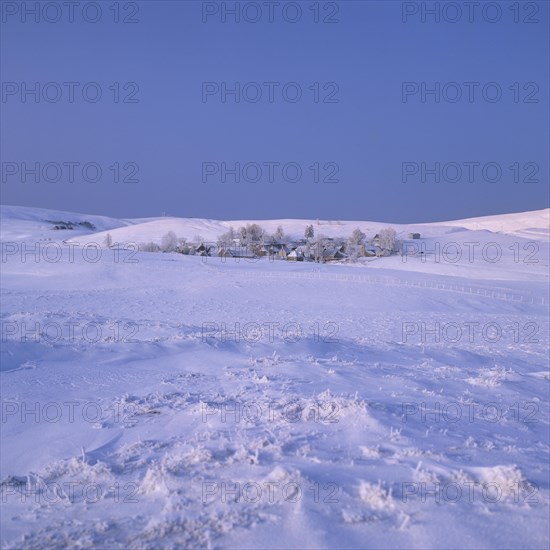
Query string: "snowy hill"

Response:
xmin=3 ymin=204 xmax=548 ymax=246
xmin=1 ymin=205 xmax=549 ymax=549
xmin=3 ymin=205 xmax=548 ymax=283
xmin=0 ymin=204 xmax=134 ymax=242
xmin=430 ymin=208 xmax=550 ymax=235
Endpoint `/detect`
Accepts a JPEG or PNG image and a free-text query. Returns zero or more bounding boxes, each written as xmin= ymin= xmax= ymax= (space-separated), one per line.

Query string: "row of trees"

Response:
xmin=218 ymin=223 xmax=285 ymax=246
xmin=104 ymin=224 xmax=399 ymax=256
xmin=215 ymin=223 xmax=398 ymax=255
xmin=136 ymin=231 xmax=186 ymax=253
xmin=217 ymin=223 xmax=397 ymax=249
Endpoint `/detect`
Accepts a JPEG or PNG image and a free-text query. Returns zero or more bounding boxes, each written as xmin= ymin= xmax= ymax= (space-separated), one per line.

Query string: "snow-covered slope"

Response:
xmin=0 ymin=205 xmax=134 ymax=242
xmin=4 ymin=205 xmax=547 ymax=246
xmin=67 ymin=207 xmax=550 ymax=245
xmin=429 ymin=208 xmax=550 ymax=235
xmin=1 ymin=205 xmax=549 ymax=549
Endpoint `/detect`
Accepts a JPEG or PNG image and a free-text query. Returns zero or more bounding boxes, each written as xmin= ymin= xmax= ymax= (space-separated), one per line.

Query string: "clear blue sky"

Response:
xmin=1 ymin=0 xmax=548 ymax=222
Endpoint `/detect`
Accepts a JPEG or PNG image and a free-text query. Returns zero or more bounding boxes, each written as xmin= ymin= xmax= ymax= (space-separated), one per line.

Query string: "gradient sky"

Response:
xmin=1 ymin=0 xmax=548 ymax=222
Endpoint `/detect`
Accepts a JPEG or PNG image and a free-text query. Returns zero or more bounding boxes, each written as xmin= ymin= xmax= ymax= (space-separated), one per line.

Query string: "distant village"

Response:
xmin=128 ymin=224 xmax=422 ymax=263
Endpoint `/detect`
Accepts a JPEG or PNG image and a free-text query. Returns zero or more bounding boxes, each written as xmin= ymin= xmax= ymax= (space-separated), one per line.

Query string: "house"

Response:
xmin=345 ymin=243 xmax=368 ymax=258
xmin=277 ymin=246 xmax=289 ymax=260
xmin=218 ymin=247 xmax=236 ymax=258
xmin=195 ymin=243 xmax=213 ymax=256
xmin=263 ymin=243 xmax=286 ymax=259
xmin=408 ymin=232 xmax=421 ymax=239
xmin=258 ymin=245 xmax=271 ymax=257
xmin=217 ymin=244 xmax=256 ymax=259
xmin=363 ymin=244 xmax=379 ymax=257
xmin=177 ymin=243 xmax=194 ymax=255
xmin=321 ymin=246 xmax=347 ymax=262
xmin=287 ymin=249 xmax=304 ymax=261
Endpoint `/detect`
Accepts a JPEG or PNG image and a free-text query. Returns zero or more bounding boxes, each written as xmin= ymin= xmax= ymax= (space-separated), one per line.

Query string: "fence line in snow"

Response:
xmin=234 ymin=269 xmax=547 ymax=305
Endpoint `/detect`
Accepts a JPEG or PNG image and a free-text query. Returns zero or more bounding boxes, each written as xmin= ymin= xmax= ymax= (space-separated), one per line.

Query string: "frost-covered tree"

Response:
xmin=378 ymin=227 xmax=397 ymax=252
xmin=161 ymin=231 xmax=178 ymax=252
xmin=348 ymin=228 xmax=366 ymax=245
xmin=247 ymin=223 xmax=265 ymax=243
xmin=237 ymin=224 xmax=265 ymax=246
xmin=305 ymin=224 xmax=314 ymax=239
xmin=274 ymin=225 xmax=285 ymax=242
xmin=139 ymin=241 xmax=160 ymax=252
xmin=104 ymin=233 xmax=113 ymax=248
xmin=246 ymin=224 xmax=266 ymax=256
xmin=218 ymin=226 xmax=236 ymax=246
xmin=238 ymin=226 xmax=247 ymax=244
xmin=176 ymin=237 xmax=187 ymax=252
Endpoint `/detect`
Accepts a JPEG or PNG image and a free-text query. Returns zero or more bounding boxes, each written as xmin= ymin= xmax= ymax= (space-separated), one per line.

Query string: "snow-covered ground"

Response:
xmin=1 ymin=205 xmax=549 ymax=549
